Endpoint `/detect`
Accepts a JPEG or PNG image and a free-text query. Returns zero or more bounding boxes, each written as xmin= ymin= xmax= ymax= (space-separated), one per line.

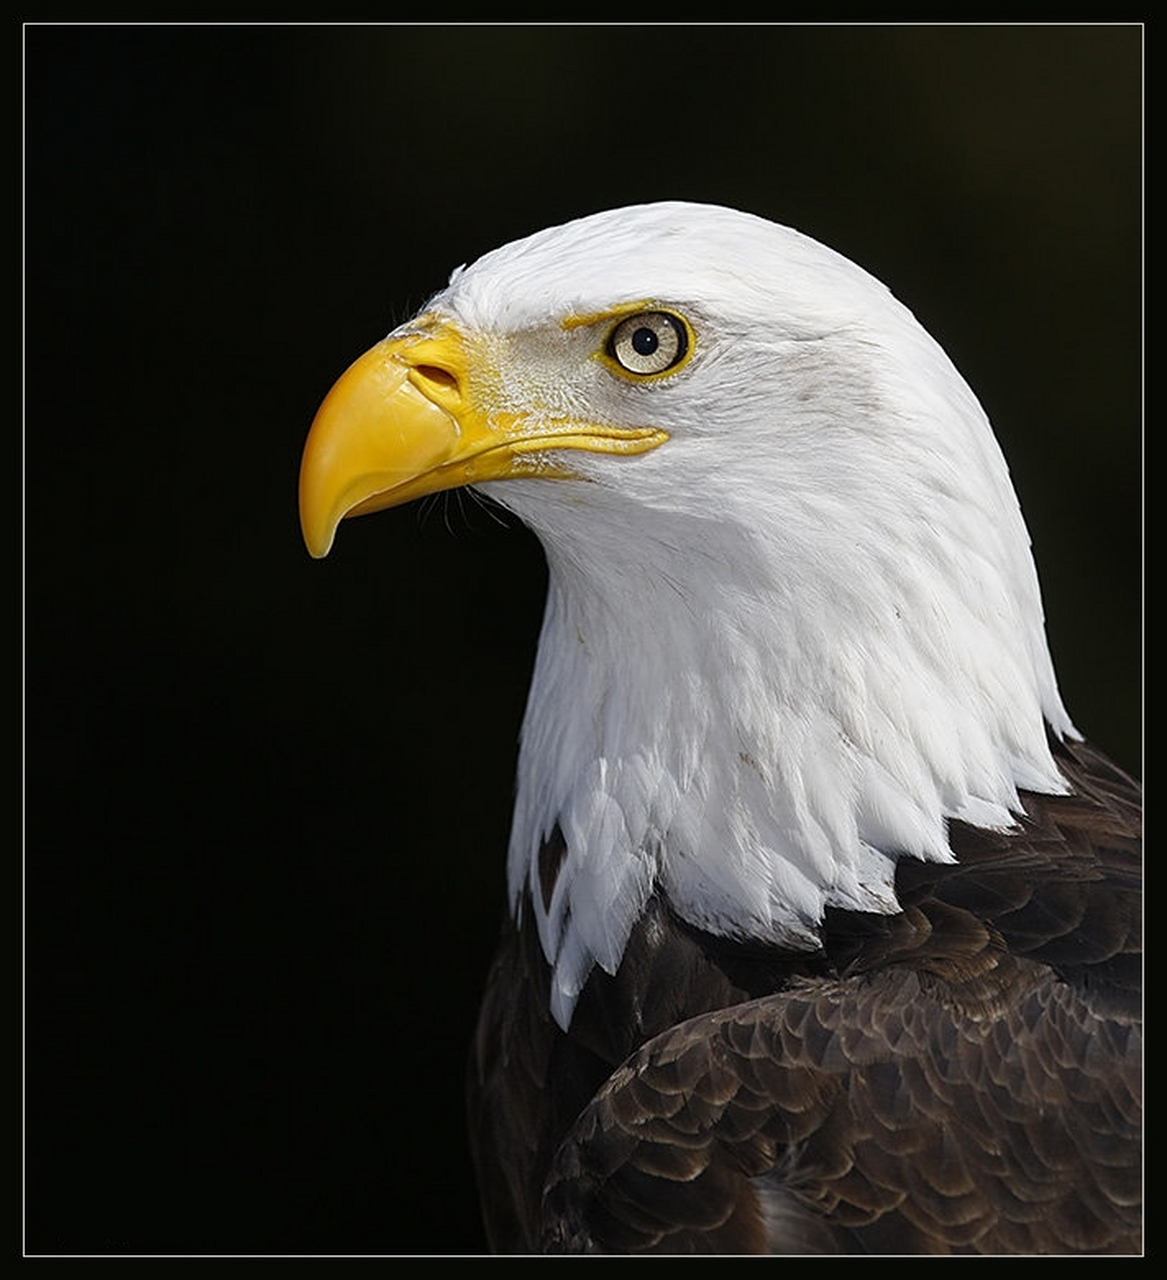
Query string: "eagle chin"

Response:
xmin=299 ymin=203 xmax=1141 ymax=1255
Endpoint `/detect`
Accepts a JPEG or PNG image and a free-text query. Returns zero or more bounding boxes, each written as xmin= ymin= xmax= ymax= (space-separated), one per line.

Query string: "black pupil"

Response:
xmin=631 ymin=326 xmax=659 ymax=356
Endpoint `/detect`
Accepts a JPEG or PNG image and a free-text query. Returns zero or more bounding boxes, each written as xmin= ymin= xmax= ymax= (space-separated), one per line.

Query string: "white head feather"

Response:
xmin=425 ymin=202 xmax=1075 ymax=1028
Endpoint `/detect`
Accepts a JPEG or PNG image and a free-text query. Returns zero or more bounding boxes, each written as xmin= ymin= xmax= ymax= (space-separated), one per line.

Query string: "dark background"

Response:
xmin=25 ymin=25 xmax=1142 ymax=1256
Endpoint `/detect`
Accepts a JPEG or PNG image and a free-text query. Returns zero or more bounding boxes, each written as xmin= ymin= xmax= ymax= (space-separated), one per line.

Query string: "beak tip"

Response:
xmin=299 ymin=463 xmax=339 ymax=559
xmin=302 ymin=523 xmax=336 ymax=560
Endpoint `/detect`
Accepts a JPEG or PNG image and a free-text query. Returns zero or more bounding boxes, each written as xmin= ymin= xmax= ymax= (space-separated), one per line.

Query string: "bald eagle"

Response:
xmin=299 ymin=203 xmax=1141 ymax=1254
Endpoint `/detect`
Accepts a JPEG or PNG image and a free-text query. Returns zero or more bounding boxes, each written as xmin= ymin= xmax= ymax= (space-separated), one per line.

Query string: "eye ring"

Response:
xmin=606 ymin=311 xmax=690 ymax=377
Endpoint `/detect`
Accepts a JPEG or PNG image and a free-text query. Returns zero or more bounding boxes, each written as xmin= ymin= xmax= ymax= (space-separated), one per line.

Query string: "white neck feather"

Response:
xmin=445 ymin=203 xmax=1076 ymax=1030
xmin=490 ymin=333 xmax=1072 ymax=1030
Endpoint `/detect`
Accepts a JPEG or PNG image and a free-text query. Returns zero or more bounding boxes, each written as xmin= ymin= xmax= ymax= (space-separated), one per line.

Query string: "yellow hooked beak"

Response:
xmin=298 ymin=319 xmax=669 ymax=558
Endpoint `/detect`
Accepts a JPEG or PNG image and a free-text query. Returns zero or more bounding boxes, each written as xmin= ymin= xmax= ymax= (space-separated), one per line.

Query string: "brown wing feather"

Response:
xmin=541 ymin=964 xmax=1141 ymax=1253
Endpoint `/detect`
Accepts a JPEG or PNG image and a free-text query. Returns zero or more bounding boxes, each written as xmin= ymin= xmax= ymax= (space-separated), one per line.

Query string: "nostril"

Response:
xmin=414 ymin=364 xmax=459 ymax=393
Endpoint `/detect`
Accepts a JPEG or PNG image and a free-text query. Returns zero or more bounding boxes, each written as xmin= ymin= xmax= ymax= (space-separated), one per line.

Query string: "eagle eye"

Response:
xmin=607 ymin=311 xmax=689 ymax=377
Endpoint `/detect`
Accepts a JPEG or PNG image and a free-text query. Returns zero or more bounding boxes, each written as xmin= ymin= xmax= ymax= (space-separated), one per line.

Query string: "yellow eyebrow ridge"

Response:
xmin=560 ymin=300 xmax=656 ymax=332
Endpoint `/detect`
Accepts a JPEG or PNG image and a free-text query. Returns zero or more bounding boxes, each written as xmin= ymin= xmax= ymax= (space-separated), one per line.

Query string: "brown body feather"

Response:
xmin=468 ymin=735 xmax=1141 ymax=1253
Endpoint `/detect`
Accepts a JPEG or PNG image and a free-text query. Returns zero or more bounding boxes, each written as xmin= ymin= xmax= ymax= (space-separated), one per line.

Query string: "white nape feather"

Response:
xmin=426 ymin=203 xmax=1075 ymax=1029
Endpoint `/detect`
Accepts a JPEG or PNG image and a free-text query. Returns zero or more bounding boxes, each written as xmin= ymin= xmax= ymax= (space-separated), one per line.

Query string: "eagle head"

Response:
xmin=300 ymin=202 xmax=1075 ymax=1027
